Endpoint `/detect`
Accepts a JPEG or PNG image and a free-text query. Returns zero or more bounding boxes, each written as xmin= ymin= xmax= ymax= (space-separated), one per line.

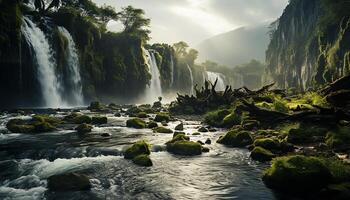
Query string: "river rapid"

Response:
xmin=0 ymin=108 xmax=276 ymax=200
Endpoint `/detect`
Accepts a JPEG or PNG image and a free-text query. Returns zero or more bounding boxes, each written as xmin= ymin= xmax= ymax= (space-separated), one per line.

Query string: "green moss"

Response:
xmin=91 ymin=116 xmax=107 ymax=124
xmin=204 ymin=109 xmax=231 ymax=127
xmin=88 ymin=101 xmax=104 ymax=111
xmin=263 ymin=155 xmax=332 ymax=194
xmin=253 ymin=138 xmax=281 ymax=151
xmin=75 ymin=123 xmax=93 ymax=134
xmin=166 ymin=141 xmax=202 ymax=156
xmin=132 ymin=154 xmax=153 ymax=167
xmin=64 ymin=113 xmax=92 ymax=124
xmin=166 ymin=134 xmax=190 ymax=144
xmin=326 ymin=126 xmax=350 ymax=149
xmin=147 ymin=121 xmax=158 ymax=129
xmin=137 ymin=112 xmax=148 ymax=118
xmin=217 ymin=129 xmax=253 ymax=147
xmin=6 ymin=119 xmax=35 ymax=133
xmin=255 ymin=102 xmax=274 ymax=110
xmin=222 ymin=112 xmax=242 ymax=128
xmin=250 ymin=147 xmax=275 ymax=162
xmin=124 ymin=140 xmax=151 ymax=159
xmin=6 ymin=116 xmax=57 ymax=134
xmin=154 ymin=113 xmax=170 ymax=122
xmin=153 ymin=127 xmax=173 ymax=133
xmin=126 ymin=118 xmax=146 ymax=129
xmin=288 ymin=124 xmax=329 ymax=144
xmin=192 ymin=132 xmax=201 ymax=136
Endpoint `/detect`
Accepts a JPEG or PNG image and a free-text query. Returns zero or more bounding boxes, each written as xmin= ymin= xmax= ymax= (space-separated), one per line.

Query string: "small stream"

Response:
xmin=0 ymin=110 xmax=276 ymax=200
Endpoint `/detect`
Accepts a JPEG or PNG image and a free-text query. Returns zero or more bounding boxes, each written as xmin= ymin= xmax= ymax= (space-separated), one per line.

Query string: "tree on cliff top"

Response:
xmin=118 ymin=6 xmax=151 ymax=41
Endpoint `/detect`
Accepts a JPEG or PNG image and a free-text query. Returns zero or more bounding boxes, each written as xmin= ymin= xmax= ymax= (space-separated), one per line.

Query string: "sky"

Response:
xmin=93 ymin=0 xmax=289 ymax=46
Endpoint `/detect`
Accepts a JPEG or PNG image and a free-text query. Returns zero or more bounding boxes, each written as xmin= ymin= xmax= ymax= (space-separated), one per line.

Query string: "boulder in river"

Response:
xmin=92 ymin=116 xmax=108 ymax=124
xmin=47 ymin=173 xmax=91 ymax=191
xmin=126 ymin=118 xmax=146 ymax=129
xmin=64 ymin=113 xmax=92 ymax=124
xmin=124 ymin=140 xmax=151 ymax=159
xmin=250 ymin=147 xmax=275 ymax=162
xmin=132 ymin=154 xmax=153 ymax=167
xmin=153 ymin=127 xmax=173 ymax=133
xmin=166 ymin=133 xmax=202 ymax=156
xmin=154 ymin=113 xmax=170 ymax=122
xmin=147 ymin=121 xmax=158 ymax=129
xmin=198 ymin=127 xmax=209 ymax=132
xmin=175 ymin=123 xmax=184 ymax=131
xmin=217 ymin=129 xmax=253 ymax=147
xmin=75 ymin=123 xmax=93 ymax=134
xmin=6 ymin=116 xmax=56 ymax=134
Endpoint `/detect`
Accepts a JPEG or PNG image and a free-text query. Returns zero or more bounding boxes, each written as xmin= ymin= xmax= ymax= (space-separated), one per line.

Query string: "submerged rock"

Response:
xmin=75 ymin=123 xmax=93 ymax=134
xmin=198 ymin=127 xmax=209 ymax=132
xmin=147 ymin=121 xmax=158 ymax=129
xmin=217 ymin=129 xmax=253 ymax=147
xmin=47 ymin=173 xmax=91 ymax=191
xmin=126 ymin=118 xmax=146 ymax=129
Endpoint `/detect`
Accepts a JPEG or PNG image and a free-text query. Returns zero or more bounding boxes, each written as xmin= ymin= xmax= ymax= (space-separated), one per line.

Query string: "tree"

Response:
xmin=187 ymin=48 xmax=199 ymax=63
xmin=173 ymin=41 xmax=189 ymax=57
xmin=34 ymin=0 xmax=60 ymax=13
xmin=118 ymin=6 xmax=151 ymax=41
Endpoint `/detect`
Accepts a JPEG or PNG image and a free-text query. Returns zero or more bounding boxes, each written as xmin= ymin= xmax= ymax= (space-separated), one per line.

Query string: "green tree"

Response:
xmin=118 ymin=6 xmax=151 ymax=41
xmin=173 ymin=41 xmax=189 ymax=57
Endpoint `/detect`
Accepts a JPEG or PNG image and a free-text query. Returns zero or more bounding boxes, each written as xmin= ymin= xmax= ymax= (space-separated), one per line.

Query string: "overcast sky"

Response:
xmin=93 ymin=0 xmax=289 ymax=46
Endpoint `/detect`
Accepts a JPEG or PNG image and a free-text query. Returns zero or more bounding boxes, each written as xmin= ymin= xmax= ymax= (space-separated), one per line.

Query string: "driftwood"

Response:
xmin=321 ymin=75 xmax=350 ymax=95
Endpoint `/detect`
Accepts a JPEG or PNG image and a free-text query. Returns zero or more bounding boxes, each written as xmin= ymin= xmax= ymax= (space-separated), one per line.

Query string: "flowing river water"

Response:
xmin=0 ymin=109 xmax=276 ymax=200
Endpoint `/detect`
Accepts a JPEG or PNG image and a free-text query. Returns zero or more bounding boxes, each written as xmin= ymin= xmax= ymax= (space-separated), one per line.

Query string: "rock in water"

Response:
xmin=132 ymin=154 xmax=153 ymax=167
xmin=75 ymin=123 xmax=93 ymax=134
xmin=175 ymin=123 xmax=184 ymax=131
xmin=47 ymin=173 xmax=91 ymax=191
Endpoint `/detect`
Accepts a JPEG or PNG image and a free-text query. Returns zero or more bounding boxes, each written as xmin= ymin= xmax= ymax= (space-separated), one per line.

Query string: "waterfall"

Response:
xmin=21 ymin=16 xmax=64 ymax=108
xmin=186 ymin=64 xmax=194 ymax=95
xmin=206 ymin=71 xmax=226 ymax=91
xmin=170 ymin=55 xmax=174 ymax=87
xmin=57 ymin=26 xmax=84 ymax=106
xmin=143 ymin=50 xmax=162 ymax=103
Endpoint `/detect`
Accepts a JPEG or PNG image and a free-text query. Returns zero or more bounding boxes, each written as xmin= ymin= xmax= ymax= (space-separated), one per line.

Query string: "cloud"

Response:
xmin=93 ymin=0 xmax=288 ymax=46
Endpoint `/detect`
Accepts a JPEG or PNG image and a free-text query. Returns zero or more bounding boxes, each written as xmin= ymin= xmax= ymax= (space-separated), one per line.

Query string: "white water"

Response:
xmin=170 ymin=55 xmax=175 ymax=87
xmin=21 ymin=17 xmax=64 ymax=108
xmin=143 ymin=50 xmax=162 ymax=103
xmin=187 ymin=64 xmax=194 ymax=95
xmin=57 ymin=26 xmax=84 ymax=106
xmin=206 ymin=71 xmax=226 ymax=91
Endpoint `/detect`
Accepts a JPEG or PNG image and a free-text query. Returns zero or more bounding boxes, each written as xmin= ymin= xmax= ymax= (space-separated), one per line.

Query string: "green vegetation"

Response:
xmin=154 ymin=113 xmax=170 ymax=122
xmin=75 ymin=123 xmax=93 ymax=134
xmin=132 ymin=154 xmax=153 ymax=167
xmin=217 ymin=129 xmax=253 ymax=147
xmin=126 ymin=118 xmax=146 ymax=129
xmin=250 ymin=147 xmax=276 ymax=162
xmin=153 ymin=127 xmax=173 ymax=134
xmin=167 ymin=141 xmax=202 ymax=156
xmin=326 ymin=126 xmax=350 ymax=149
xmin=204 ymin=109 xmax=231 ymax=127
xmin=64 ymin=113 xmax=92 ymax=124
xmin=91 ymin=116 xmax=107 ymax=124
xmin=6 ymin=115 xmax=59 ymax=134
xmin=124 ymin=140 xmax=151 ymax=159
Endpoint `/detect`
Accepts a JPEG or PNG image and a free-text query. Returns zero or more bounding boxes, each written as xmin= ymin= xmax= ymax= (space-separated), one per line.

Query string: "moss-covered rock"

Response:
xmin=147 ymin=121 xmax=158 ymax=129
xmin=153 ymin=127 xmax=173 ymax=133
xmin=326 ymin=126 xmax=350 ymax=149
xmin=217 ymin=129 xmax=253 ymax=147
xmin=250 ymin=147 xmax=275 ymax=162
xmin=253 ymin=138 xmax=281 ymax=151
xmin=288 ymin=124 xmax=328 ymax=144
xmin=6 ymin=116 xmax=56 ymax=134
xmin=192 ymin=132 xmax=201 ymax=136
xmin=166 ymin=134 xmax=190 ymax=144
xmin=6 ymin=119 xmax=35 ymax=133
xmin=222 ymin=112 xmax=242 ymax=128
xmin=126 ymin=118 xmax=146 ymax=129
xmin=262 ymin=155 xmax=332 ymax=194
xmin=154 ymin=113 xmax=170 ymax=122
xmin=126 ymin=106 xmax=142 ymax=116
xmin=91 ymin=116 xmax=107 ymax=124
xmin=75 ymin=123 xmax=93 ymax=134
xmin=137 ymin=112 xmax=148 ymax=118
xmin=198 ymin=127 xmax=208 ymax=132
xmin=175 ymin=123 xmax=184 ymax=131
xmin=48 ymin=173 xmax=91 ymax=191
xmin=64 ymin=113 xmax=92 ymax=124
xmin=132 ymin=154 xmax=153 ymax=167
xmin=167 ymin=141 xmax=202 ymax=156
xmin=124 ymin=140 xmax=151 ymax=159
xmin=88 ymin=101 xmax=104 ymax=111
xmin=204 ymin=109 xmax=231 ymax=127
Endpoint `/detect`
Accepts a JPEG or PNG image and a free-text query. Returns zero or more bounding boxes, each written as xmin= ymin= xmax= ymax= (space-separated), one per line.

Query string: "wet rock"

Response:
xmin=217 ymin=129 xmax=253 ymax=147
xmin=161 ymin=122 xmax=168 ymax=126
xmin=208 ymin=128 xmax=217 ymax=132
xmin=262 ymin=155 xmax=332 ymax=194
xmin=192 ymin=132 xmax=201 ymax=136
xmin=154 ymin=113 xmax=170 ymax=122
xmin=175 ymin=123 xmax=184 ymax=131
xmin=126 ymin=118 xmax=146 ymax=129
xmin=242 ymin=120 xmax=260 ymax=130
xmin=64 ymin=113 xmax=92 ymax=124
xmin=173 ymin=132 xmax=185 ymax=138
xmin=75 ymin=123 xmax=93 ymax=134
xmin=101 ymin=133 xmax=112 ymax=137
xmin=88 ymin=101 xmax=105 ymax=112
xmin=153 ymin=127 xmax=173 ymax=133
xmin=198 ymin=127 xmax=209 ymax=132
xmin=48 ymin=173 xmax=91 ymax=191
xmin=197 ymin=140 xmax=204 ymax=145
xmin=250 ymin=147 xmax=275 ymax=162
xmin=132 ymin=154 xmax=153 ymax=167
xmin=147 ymin=121 xmax=158 ymax=129
xmin=202 ymin=146 xmax=210 ymax=153
xmin=92 ymin=116 xmax=107 ymax=124
xmin=137 ymin=112 xmax=148 ymax=118
xmin=124 ymin=141 xmax=151 ymax=159
xmin=167 ymin=141 xmax=202 ymax=156
xmin=6 ymin=117 xmax=56 ymax=134
xmin=205 ymin=138 xmax=211 ymax=145
xmin=0 ymin=160 xmax=19 ymax=181
xmin=114 ymin=112 xmax=121 ymax=117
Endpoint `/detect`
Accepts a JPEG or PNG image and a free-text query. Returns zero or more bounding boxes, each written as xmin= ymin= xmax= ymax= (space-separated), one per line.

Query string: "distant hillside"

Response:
xmin=196 ymin=23 xmax=270 ymax=67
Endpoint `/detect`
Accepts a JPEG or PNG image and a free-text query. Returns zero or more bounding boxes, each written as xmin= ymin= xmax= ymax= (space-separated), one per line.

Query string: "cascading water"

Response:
xmin=21 ymin=16 xmax=64 ymax=108
xmin=186 ymin=64 xmax=194 ymax=95
xmin=143 ymin=50 xmax=162 ymax=103
xmin=170 ymin=55 xmax=175 ymax=87
xmin=57 ymin=26 xmax=84 ymax=106
xmin=206 ymin=71 xmax=226 ymax=91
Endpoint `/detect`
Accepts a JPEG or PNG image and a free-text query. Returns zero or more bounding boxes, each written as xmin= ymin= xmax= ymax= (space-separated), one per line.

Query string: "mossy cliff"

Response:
xmin=265 ymin=0 xmax=350 ymax=91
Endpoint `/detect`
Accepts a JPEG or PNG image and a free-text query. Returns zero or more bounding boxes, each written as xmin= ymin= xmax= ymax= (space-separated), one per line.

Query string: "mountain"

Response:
xmin=265 ymin=0 xmax=350 ymax=90
xmin=196 ymin=23 xmax=270 ymax=67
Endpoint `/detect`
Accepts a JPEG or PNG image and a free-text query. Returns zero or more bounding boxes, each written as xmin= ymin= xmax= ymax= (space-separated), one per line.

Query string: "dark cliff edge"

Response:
xmin=265 ymin=0 xmax=350 ymax=91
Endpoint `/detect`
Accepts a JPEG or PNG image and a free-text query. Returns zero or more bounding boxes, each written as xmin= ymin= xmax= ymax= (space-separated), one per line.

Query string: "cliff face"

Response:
xmin=265 ymin=0 xmax=350 ymax=90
